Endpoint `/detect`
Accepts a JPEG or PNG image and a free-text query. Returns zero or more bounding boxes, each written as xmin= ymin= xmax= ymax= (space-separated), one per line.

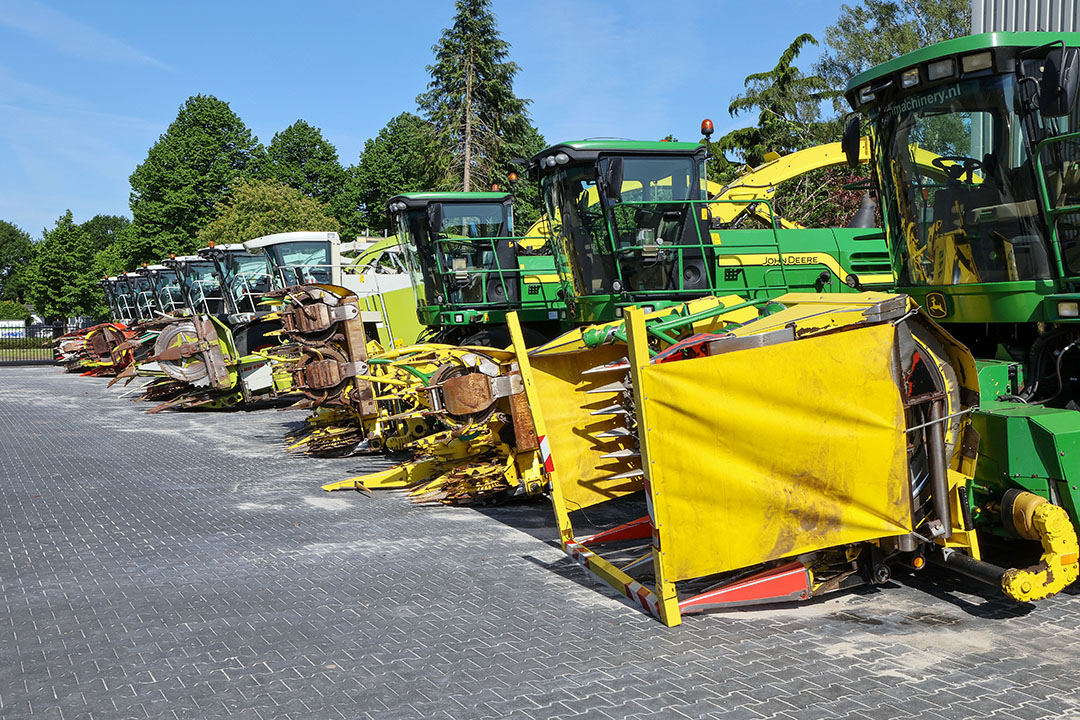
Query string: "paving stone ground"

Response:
xmin=3 ymin=366 xmax=1080 ymax=719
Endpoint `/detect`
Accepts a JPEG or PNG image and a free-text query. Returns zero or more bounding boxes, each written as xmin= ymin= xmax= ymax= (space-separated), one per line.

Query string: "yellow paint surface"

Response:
xmin=643 ymin=322 xmax=913 ymax=581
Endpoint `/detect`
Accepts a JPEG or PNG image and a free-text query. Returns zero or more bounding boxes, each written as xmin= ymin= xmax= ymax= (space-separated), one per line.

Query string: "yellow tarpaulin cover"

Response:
xmin=642 ymin=322 xmax=913 ymax=582
xmin=531 ymin=344 xmax=645 ymax=511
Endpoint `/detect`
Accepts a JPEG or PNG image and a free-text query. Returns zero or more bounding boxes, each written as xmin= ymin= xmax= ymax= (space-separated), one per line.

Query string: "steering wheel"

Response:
xmin=932 ymin=155 xmax=983 ymax=184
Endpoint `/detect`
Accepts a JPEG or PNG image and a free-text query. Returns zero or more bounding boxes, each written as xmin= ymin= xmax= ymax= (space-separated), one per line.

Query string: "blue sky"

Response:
xmin=0 ymin=0 xmax=850 ymax=238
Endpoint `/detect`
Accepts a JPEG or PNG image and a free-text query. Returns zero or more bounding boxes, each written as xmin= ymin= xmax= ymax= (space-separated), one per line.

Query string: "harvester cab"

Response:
xmin=243 ymin=231 xmax=339 ymax=288
xmin=529 ymin=140 xmax=892 ymax=323
xmin=164 ymin=253 xmax=227 ymax=316
xmin=529 ymin=141 xmax=713 ymax=322
xmin=122 ymin=271 xmax=158 ymax=320
xmin=98 ymin=277 xmax=135 ymax=324
xmin=136 ymin=264 xmax=184 ymax=316
xmin=846 ymin=32 xmax=1080 ymax=328
xmin=386 ymin=192 xmax=565 ymax=343
xmin=848 ymin=32 xmax=1080 ymax=586
xmin=196 ymin=243 xmax=275 ymax=321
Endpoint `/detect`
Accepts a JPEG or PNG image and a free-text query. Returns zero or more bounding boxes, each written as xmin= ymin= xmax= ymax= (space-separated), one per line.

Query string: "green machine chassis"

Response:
xmin=529 ymin=140 xmax=892 ymax=323
xmin=388 ymin=192 xmax=567 ymax=342
xmin=846 ymin=31 xmax=1080 ymax=532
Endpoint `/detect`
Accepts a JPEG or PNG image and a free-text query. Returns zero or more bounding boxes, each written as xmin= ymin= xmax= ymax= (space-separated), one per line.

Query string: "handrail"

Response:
xmin=595 ymin=197 xmax=789 ymax=299
xmin=1034 ymin=129 xmax=1080 ymax=281
xmin=422 ymin=234 xmax=554 ymax=312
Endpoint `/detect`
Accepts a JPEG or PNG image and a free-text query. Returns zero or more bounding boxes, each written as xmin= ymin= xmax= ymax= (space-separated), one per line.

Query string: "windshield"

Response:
xmin=543 ymin=154 xmax=709 ymax=298
xmin=400 ymin=202 xmax=521 ymax=308
xmin=440 ymin=202 xmax=506 ymax=238
xmin=132 ymin=276 xmax=156 ymax=317
xmin=268 ymin=242 xmax=332 ymax=286
xmin=877 ymin=73 xmax=1056 ymax=286
xmin=152 ymin=271 xmax=184 ymax=314
xmin=180 ymin=261 xmax=227 ymax=315
xmin=222 ymin=252 xmax=273 ymax=312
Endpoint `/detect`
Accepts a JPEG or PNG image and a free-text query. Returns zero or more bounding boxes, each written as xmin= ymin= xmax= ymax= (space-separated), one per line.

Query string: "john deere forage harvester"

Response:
xmin=320 ymin=138 xmax=898 ymax=501
xmin=387 ymin=191 xmax=566 ymax=345
xmin=842 ymin=31 xmax=1080 ymax=585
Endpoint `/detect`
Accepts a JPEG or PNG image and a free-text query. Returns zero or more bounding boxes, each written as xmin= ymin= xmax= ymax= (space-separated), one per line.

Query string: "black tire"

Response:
xmin=460 ymin=327 xmax=512 ymax=348
xmin=460 ymin=325 xmax=551 ymax=349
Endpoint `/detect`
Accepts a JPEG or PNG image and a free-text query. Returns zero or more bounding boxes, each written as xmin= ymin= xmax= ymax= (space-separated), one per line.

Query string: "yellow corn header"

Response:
xmin=515 ymin=293 xmax=1076 ymax=624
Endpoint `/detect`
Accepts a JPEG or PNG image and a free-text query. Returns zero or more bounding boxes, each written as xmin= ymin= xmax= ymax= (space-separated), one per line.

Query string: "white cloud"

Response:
xmin=0 ymin=0 xmax=171 ymax=70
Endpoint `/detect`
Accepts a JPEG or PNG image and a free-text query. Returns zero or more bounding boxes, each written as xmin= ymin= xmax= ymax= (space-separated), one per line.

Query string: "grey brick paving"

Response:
xmin=3 ymin=367 xmax=1080 ymax=719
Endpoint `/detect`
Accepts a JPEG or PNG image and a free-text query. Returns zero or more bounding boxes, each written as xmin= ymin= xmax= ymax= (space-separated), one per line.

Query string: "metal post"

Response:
xmin=927 ymin=398 xmax=953 ymax=538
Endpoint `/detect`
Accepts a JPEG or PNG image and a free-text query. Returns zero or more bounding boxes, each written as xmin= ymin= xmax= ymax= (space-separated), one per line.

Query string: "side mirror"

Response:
xmin=842 ymin=116 xmax=862 ymax=169
xmin=1041 ymin=47 xmax=1080 ymax=117
xmin=603 ymin=157 xmax=624 ymax=202
xmin=425 ymin=203 xmax=444 ymax=237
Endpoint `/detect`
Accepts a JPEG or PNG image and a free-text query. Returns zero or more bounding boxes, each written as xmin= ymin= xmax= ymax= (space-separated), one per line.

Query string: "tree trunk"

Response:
xmin=463 ymin=57 xmax=473 ymax=192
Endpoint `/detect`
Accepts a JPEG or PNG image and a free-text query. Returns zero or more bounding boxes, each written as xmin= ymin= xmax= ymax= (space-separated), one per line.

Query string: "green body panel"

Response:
xmin=895 ymin=282 xmax=1080 ymax=323
xmin=975 ymin=358 xmax=1024 ymax=401
xmin=847 ymin=32 xmax=1080 ymax=94
xmin=361 ymin=284 xmax=427 ymax=347
xmin=970 ymin=401 xmax=1080 ymax=529
xmin=571 ymin=226 xmax=892 ymax=322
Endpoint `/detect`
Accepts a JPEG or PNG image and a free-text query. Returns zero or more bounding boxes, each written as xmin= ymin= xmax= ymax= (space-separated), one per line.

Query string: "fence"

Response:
xmin=0 ymin=323 xmax=65 ymax=366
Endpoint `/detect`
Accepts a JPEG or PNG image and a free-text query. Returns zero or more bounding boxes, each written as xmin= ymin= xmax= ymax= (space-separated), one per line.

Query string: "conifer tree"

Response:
xmin=416 ymin=0 xmax=540 ymax=194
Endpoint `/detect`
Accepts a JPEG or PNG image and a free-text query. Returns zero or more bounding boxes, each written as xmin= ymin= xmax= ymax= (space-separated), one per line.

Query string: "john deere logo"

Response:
xmin=925 ymin=292 xmax=949 ymax=319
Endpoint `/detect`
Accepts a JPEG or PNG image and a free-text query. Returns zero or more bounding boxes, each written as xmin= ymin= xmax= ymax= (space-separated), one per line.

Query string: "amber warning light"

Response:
xmin=701 ymin=118 xmax=714 ymax=138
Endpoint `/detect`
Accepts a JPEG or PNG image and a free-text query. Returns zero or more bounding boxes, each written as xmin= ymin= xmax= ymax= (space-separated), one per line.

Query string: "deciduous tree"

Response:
xmin=26 ymin=211 xmax=106 ymax=321
xmin=195 ymin=179 xmax=339 ymax=247
xmin=263 ymin=120 xmax=347 ymax=201
xmin=815 ymin=0 xmax=970 ymax=111
xmin=129 ymin=94 xmax=263 ymax=262
xmin=0 ymin=299 xmax=31 ymax=323
xmin=352 ymin=113 xmax=445 ymax=235
xmin=0 ymin=220 xmax=33 ymax=302
xmin=80 ymin=214 xmax=130 ymax=252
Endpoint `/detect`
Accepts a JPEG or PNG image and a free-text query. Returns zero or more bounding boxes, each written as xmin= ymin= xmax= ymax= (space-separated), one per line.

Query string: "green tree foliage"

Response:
xmin=0 ymin=220 xmax=33 ymax=302
xmin=334 ymin=166 xmax=367 ymax=241
xmin=0 ymin=299 xmax=31 ymax=323
xmin=93 ymin=231 xmax=134 ymax=278
xmin=26 ymin=211 xmax=107 ymax=321
xmin=263 ymin=120 xmax=347 ymax=201
xmin=195 ymin=178 xmax=340 ymax=247
xmin=129 ymin=94 xmax=263 ymax=263
xmin=264 ymin=119 xmax=360 ymax=239
xmin=815 ymin=0 xmax=971 ymax=110
xmin=717 ymin=34 xmax=840 ymax=168
xmin=80 ymin=214 xmax=130 ymax=252
xmin=417 ymin=0 xmax=540 ymax=194
xmin=352 ymin=113 xmax=445 ymax=235
xmin=505 ymin=122 xmax=547 ymax=232
xmin=712 ymin=35 xmax=875 ymax=229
